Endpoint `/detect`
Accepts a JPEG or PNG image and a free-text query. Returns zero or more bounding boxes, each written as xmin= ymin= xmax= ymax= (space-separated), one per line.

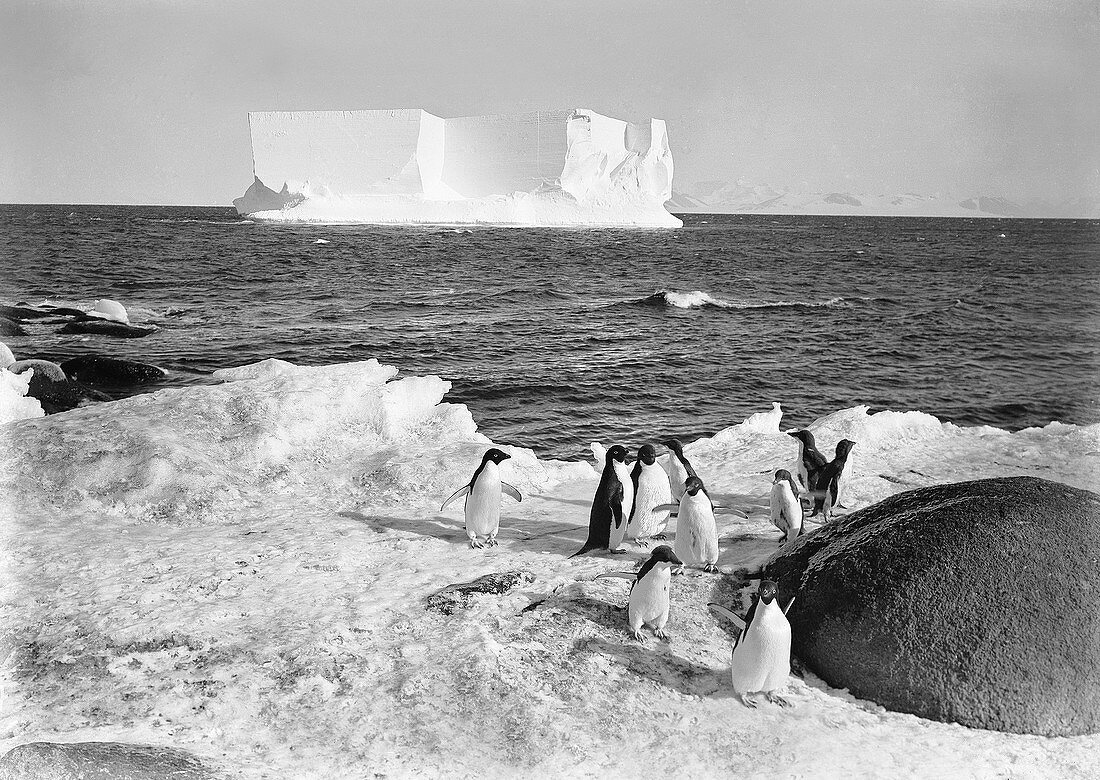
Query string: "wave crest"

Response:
xmin=632 ymin=290 xmax=850 ymax=310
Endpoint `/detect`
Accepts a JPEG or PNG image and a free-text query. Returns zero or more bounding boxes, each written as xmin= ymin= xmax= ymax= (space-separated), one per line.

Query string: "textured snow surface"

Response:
xmin=234 ymin=109 xmax=681 ymax=227
xmin=2 ymin=360 xmax=1099 ymax=778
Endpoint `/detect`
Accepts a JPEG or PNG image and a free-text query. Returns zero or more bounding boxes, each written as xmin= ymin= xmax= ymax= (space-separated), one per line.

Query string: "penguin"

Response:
xmin=440 ymin=448 xmax=521 ymax=548
xmin=809 ymin=439 xmax=856 ymax=521
xmin=662 ymin=437 xmax=697 ymax=500
xmin=627 ymin=444 xmax=673 ymax=546
xmin=572 ymin=444 xmax=634 ymax=557
xmin=787 ymin=429 xmax=827 ymax=493
xmin=833 ymin=438 xmax=856 ymax=508
xmin=660 ymin=475 xmax=719 ymax=572
xmin=596 ymin=545 xmax=683 ymax=640
xmin=708 ymin=580 xmax=795 ymax=708
xmin=769 ymin=469 xmax=803 ymax=544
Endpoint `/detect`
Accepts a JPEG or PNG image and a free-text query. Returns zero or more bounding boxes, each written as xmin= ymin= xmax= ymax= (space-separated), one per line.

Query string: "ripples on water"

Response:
xmin=2 ymin=206 xmax=1098 ymax=459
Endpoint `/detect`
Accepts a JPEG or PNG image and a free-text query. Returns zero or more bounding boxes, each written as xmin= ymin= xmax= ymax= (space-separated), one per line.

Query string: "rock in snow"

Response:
xmin=0 ymin=741 xmax=224 ymax=779
xmin=427 ymin=571 xmax=537 ymax=615
xmin=762 ymin=476 xmax=1100 ymax=736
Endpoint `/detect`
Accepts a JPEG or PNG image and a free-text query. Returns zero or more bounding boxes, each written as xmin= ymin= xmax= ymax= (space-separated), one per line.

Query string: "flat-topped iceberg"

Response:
xmin=233 ymin=108 xmax=681 ymax=227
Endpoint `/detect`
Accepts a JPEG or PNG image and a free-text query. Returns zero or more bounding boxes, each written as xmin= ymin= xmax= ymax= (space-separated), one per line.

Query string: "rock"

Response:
xmin=7 ymin=359 xmax=106 ymax=413
xmin=0 ymin=741 xmax=223 ymax=780
xmin=0 ymin=317 xmax=25 ymax=336
xmin=762 ymin=476 xmax=1100 ymax=736
xmin=60 ymin=355 xmax=168 ymax=386
xmin=427 ymin=570 xmax=536 ymax=615
xmin=59 ymin=320 xmax=157 ymax=338
xmin=0 ymin=304 xmax=57 ymax=321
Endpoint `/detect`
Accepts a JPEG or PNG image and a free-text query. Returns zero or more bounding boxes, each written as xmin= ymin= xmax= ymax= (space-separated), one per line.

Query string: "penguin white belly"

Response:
xmin=465 ymin=463 xmax=501 ymax=538
xmin=609 ymin=462 xmax=634 ymax=549
xmin=629 ymin=568 xmax=671 ymax=629
xmin=731 ymin=604 xmax=792 ymax=694
xmin=770 ymin=483 xmax=802 ymax=539
xmin=673 ymin=494 xmax=718 ymax=565
xmin=667 ymin=458 xmax=688 ymax=500
xmin=630 ymin=466 xmax=673 ymax=539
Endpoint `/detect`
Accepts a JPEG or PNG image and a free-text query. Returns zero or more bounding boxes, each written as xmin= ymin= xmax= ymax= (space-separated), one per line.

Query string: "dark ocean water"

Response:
xmin=2 ymin=204 xmax=1098 ymax=459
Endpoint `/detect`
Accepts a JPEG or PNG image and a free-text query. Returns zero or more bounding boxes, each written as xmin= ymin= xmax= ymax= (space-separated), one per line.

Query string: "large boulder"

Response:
xmin=0 ymin=742 xmax=223 ymax=779
xmin=763 ymin=476 xmax=1100 ymax=736
xmin=60 ymin=355 xmax=168 ymax=386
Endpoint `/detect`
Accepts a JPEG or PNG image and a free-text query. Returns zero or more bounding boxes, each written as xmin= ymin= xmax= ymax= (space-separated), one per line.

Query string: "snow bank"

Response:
xmin=0 ymin=368 xmax=45 ymax=424
xmin=0 ymin=359 xmax=584 ymax=524
xmin=234 ymin=108 xmax=681 ymax=227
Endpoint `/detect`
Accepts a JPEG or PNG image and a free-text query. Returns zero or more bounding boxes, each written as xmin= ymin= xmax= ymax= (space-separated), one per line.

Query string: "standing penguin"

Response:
xmin=787 ymin=430 xmax=827 ymax=493
xmin=708 ymin=580 xmax=794 ymax=708
xmin=596 ymin=545 xmax=683 ymax=640
xmin=769 ymin=469 xmax=803 ymax=544
xmin=572 ymin=444 xmax=634 ymax=557
xmin=662 ymin=438 xmax=697 ymax=500
xmin=628 ymin=444 xmax=673 ymax=546
xmin=810 ymin=439 xmax=856 ymax=521
xmin=440 ymin=448 xmax=521 ymax=548
xmin=661 ymin=475 xmax=720 ymax=572
xmin=832 ymin=438 xmax=856 ymax=508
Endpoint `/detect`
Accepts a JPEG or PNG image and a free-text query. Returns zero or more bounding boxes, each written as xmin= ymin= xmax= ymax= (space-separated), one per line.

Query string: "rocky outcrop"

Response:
xmin=0 ymin=741 xmax=223 ymax=780
xmin=427 ymin=570 xmax=536 ymax=615
xmin=762 ymin=476 xmax=1100 ymax=736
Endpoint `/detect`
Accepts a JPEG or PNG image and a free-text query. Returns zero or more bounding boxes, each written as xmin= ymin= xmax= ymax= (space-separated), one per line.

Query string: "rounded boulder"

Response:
xmin=763 ymin=476 xmax=1100 ymax=736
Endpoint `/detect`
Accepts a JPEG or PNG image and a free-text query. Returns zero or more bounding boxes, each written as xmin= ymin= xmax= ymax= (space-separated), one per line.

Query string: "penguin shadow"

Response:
xmin=337 ymin=510 xmax=469 ymax=543
xmin=575 ymin=636 xmax=725 ymax=698
xmin=535 ymin=495 xmax=594 ymax=510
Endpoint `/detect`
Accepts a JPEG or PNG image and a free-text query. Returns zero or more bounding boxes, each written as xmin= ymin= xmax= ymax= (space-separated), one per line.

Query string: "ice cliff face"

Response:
xmin=233 ymin=109 xmax=681 ymax=227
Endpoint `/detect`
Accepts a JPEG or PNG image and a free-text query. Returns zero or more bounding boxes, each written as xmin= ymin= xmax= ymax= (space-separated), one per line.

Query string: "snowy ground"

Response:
xmin=1 ymin=359 xmax=1098 ymax=778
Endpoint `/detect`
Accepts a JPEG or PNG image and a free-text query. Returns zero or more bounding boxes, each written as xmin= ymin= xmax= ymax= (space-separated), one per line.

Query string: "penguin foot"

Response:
xmin=739 ymin=693 xmax=759 ymax=709
xmin=652 ymin=534 xmax=667 ymax=541
xmin=631 ymin=629 xmax=646 ymax=641
xmin=654 ymin=628 xmax=669 ymax=640
xmin=469 ymin=539 xmax=485 ymax=549
xmin=486 ymin=538 xmax=498 ymax=547
xmin=765 ymin=691 xmax=792 ymax=708
xmin=635 ymin=539 xmax=651 ymax=548
xmin=702 ymin=563 xmax=720 ymax=573
xmin=609 ymin=548 xmax=629 ymax=555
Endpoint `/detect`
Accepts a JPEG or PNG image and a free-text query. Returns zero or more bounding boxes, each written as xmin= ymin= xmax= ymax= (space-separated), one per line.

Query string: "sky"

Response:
xmin=2 ymin=0 xmax=1098 ymax=208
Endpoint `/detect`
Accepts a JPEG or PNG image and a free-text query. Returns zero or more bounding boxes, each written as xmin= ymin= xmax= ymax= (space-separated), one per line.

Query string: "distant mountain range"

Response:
xmin=667 ymin=180 xmax=1099 ymax=218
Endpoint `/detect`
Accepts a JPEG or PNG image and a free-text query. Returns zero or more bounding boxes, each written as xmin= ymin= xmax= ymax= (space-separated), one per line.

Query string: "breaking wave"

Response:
xmin=628 ymin=290 xmax=852 ymax=310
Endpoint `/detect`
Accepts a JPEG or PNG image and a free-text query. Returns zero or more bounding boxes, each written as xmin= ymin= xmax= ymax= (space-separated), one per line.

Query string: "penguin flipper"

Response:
xmin=440 ymin=485 xmax=471 ymax=511
xmin=707 ymin=602 xmax=747 ymax=631
xmin=501 ymin=482 xmax=522 ymax=502
xmin=652 ymin=503 xmax=680 ymax=514
xmin=783 ymin=596 xmax=797 ymax=615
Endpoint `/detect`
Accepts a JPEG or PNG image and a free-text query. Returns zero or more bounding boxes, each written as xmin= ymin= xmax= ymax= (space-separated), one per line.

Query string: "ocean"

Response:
xmin=2 ymin=204 xmax=1098 ymax=459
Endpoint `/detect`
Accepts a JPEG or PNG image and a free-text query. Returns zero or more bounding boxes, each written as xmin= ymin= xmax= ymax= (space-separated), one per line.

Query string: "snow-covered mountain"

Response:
xmin=668 ymin=180 xmax=1100 ymax=218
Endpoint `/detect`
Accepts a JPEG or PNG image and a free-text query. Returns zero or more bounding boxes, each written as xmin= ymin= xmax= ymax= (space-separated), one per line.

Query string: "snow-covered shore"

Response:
xmin=1 ymin=359 xmax=1098 ymax=778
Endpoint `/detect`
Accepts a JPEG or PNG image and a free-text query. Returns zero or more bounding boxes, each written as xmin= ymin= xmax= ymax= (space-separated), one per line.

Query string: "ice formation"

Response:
xmin=2 ymin=358 xmax=1099 ymax=778
xmin=233 ymin=109 xmax=681 ymax=227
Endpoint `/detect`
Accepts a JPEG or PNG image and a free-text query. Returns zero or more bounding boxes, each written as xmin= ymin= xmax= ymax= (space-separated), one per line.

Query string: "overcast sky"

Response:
xmin=2 ymin=0 xmax=1097 ymax=206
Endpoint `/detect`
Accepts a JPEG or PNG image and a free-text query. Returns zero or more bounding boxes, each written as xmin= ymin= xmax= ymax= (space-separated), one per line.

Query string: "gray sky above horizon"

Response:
xmin=2 ymin=0 xmax=1097 ymax=207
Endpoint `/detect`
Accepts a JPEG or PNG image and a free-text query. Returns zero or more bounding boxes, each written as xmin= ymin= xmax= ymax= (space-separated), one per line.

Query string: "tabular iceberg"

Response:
xmin=233 ymin=109 xmax=681 ymax=227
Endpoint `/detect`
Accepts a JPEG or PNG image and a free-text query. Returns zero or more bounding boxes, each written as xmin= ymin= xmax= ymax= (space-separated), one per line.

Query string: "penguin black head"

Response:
xmin=835 ymin=439 xmax=856 ymax=458
xmin=788 ymin=430 xmax=816 ymax=447
xmin=661 ymin=438 xmax=684 ymax=455
xmin=757 ymin=579 xmax=779 ymax=604
xmin=483 ymin=448 xmax=511 ymax=464
xmin=649 ymin=544 xmax=683 ymax=566
xmin=683 ymin=475 xmax=705 ymax=496
xmin=637 ymin=444 xmax=657 ymax=465
xmin=773 ymin=469 xmax=793 ymax=483
xmin=606 ymin=444 xmax=629 ymax=463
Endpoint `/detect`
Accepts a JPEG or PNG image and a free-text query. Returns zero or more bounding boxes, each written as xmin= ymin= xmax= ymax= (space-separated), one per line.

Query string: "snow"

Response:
xmin=0 ymin=368 xmax=44 ymax=424
xmin=2 ymin=358 xmax=1098 ymax=777
xmin=234 ymin=109 xmax=681 ymax=227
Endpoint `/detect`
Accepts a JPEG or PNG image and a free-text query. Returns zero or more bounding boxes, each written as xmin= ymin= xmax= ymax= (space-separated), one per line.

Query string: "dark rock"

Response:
xmin=60 ymin=355 xmax=168 ymax=386
xmin=0 ymin=741 xmax=224 ymax=780
xmin=0 ymin=317 xmax=26 ymax=336
xmin=763 ymin=476 xmax=1100 ymax=736
xmin=7 ymin=359 xmax=107 ymax=413
xmin=59 ymin=320 xmax=157 ymax=338
xmin=0 ymin=304 xmax=57 ymax=321
xmin=427 ymin=570 xmax=536 ymax=615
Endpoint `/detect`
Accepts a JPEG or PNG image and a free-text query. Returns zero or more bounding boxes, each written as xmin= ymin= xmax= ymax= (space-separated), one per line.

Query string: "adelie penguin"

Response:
xmin=661 ymin=437 xmax=696 ymax=501
xmin=627 ymin=444 xmax=673 ymax=547
xmin=655 ymin=475 xmax=719 ymax=572
xmin=573 ymin=444 xmax=634 ymax=557
xmin=709 ymin=580 xmax=795 ymax=708
xmin=440 ymin=448 xmax=521 ymax=548
xmin=808 ymin=439 xmax=856 ymax=521
xmin=596 ymin=545 xmax=683 ymax=641
xmin=769 ymin=469 xmax=803 ymax=544
xmin=787 ymin=429 xmax=827 ymax=494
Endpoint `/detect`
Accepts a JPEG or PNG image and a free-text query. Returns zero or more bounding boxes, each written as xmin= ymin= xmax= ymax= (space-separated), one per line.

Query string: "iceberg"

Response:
xmin=232 ymin=108 xmax=681 ymax=227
